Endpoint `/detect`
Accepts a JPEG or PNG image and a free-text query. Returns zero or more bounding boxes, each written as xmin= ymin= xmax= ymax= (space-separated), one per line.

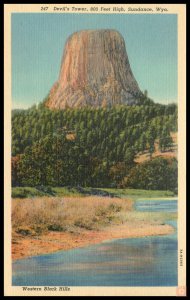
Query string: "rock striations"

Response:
xmin=45 ymin=29 xmax=143 ymax=109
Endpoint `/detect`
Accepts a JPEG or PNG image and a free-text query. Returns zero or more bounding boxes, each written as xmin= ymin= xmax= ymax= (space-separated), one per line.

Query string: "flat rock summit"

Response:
xmin=45 ymin=29 xmax=143 ymax=109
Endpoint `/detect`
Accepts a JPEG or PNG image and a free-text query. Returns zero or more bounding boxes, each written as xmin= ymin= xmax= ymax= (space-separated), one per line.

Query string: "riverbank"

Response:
xmin=12 ymin=186 xmax=175 ymax=199
xmin=12 ymin=221 xmax=174 ymax=260
xmin=12 ymin=196 xmax=177 ymax=260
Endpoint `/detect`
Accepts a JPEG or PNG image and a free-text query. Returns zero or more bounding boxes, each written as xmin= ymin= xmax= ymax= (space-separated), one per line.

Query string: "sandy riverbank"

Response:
xmin=12 ymin=221 xmax=174 ymax=260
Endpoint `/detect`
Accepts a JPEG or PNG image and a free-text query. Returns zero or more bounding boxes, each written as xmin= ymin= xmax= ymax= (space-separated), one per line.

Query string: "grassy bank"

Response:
xmin=98 ymin=188 xmax=175 ymax=199
xmin=12 ymin=186 xmax=175 ymax=199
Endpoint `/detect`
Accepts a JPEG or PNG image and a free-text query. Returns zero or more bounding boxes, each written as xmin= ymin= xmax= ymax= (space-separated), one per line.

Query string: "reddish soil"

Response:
xmin=12 ymin=222 xmax=174 ymax=261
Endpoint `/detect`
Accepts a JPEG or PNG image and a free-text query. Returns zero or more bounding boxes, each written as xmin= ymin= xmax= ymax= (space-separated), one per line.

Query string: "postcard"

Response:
xmin=4 ymin=3 xmax=186 ymax=296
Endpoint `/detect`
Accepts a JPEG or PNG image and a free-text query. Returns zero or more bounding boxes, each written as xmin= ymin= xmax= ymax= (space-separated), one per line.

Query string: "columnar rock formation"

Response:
xmin=45 ymin=29 xmax=143 ymax=109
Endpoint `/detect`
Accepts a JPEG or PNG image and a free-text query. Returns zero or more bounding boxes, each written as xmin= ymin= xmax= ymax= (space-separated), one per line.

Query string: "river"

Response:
xmin=12 ymin=199 xmax=177 ymax=286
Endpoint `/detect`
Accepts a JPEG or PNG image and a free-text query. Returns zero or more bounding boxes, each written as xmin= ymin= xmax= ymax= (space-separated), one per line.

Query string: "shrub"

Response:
xmin=36 ymin=185 xmax=55 ymax=195
xmin=74 ymin=219 xmax=93 ymax=230
xmin=122 ymin=157 xmax=177 ymax=192
xmin=15 ymin=227 xmax=34 ymax=236
xmin=108 ymin=203 xmax=122 ymax=212
xmin=47 ymin=224 xmax=66 ymax=232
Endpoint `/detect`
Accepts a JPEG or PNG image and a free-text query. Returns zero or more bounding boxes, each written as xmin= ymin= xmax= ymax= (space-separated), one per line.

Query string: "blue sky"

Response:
xmin=12 ymin=13 xmax=177 ymax=108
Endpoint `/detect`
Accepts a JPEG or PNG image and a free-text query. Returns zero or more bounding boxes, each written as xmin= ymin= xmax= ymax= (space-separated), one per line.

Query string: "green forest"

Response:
xmin=12 ymin=100 xmax=178 ymax=192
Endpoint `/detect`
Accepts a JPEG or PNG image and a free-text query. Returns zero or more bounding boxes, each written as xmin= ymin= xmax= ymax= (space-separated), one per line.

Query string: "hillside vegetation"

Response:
xmin=12 ymin=102 xmax=177 ymax=191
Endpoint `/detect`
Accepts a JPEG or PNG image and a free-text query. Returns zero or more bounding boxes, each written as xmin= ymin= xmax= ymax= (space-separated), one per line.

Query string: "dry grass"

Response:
xmin=12 ymin=196 xmax=133 ymax=235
